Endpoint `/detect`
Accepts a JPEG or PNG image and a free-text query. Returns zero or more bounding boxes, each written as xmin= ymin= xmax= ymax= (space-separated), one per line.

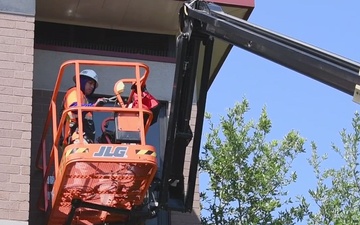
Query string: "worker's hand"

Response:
xmin=95 ymin=98 xmax=107 ymax=106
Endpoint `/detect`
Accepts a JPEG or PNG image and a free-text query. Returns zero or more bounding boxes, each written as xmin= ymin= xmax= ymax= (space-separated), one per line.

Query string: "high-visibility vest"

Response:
xmin=61 ymin=87 xmax=94 ymax=145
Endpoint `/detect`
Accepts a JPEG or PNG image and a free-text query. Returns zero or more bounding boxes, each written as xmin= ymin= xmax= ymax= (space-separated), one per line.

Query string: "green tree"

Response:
xmin=200 ymin=99 xmax=309 ymax=225
xmin=307 ymin=112 xmax=360 ymax=225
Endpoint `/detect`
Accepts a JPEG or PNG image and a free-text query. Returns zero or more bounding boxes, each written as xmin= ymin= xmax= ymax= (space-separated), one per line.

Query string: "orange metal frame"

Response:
xmin=35 ymin=60 xmax=158 ymax=225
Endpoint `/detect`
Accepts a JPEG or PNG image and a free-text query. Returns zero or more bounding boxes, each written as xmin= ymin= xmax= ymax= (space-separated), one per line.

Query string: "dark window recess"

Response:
xmin=34 ymin=21 xmax=176 ymax=57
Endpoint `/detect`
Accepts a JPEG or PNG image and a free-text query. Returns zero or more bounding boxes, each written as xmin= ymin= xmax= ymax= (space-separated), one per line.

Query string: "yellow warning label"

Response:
xmin=135 ymin=150 xmax=156 ymax=157
xmin=65 ymin=147 xmax=89 ymax=157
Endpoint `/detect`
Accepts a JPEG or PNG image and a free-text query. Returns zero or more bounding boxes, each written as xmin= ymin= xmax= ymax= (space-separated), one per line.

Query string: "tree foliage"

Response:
xmin=307 ymin=112 xmax=360 ymax=225
xmin=200 ymin=99 xmax=308 ymax=225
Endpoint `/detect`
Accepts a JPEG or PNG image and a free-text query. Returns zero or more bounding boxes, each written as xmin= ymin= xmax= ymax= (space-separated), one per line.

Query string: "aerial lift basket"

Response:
xmin=35 ymin=60 xmax=158 ymax=225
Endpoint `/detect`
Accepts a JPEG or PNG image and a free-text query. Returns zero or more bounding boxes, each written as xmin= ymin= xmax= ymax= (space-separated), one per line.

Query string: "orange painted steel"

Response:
xmin=35 ymin=60 xmax=157 ymax=225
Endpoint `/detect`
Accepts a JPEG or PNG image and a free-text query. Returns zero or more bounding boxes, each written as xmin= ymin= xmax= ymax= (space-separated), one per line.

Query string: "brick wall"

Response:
xmin=29 ymin=89 xmax=64 ymax=225
xmin=0 ymin=12 xmax=34 ymax=223
xmin=171 ymin=104 xmax=201 ymax=225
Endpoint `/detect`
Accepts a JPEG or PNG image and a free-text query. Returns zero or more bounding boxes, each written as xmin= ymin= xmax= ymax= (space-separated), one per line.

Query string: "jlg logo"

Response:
xmin=93 ymin=146 xmax=128 ymax=158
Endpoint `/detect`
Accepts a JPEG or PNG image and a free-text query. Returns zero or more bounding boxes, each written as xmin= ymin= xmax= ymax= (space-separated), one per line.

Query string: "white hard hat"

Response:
xmin=73 ymin=69 xmax=99 ymax=88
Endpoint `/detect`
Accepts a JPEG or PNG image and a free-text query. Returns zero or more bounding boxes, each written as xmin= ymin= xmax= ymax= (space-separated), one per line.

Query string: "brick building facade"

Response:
xmin=0 ymin=1 xmax=201 ymax=224
xmin=0 ymin=6 xmax=35 ymax=224
xmin=0 ymin=0 xmax=253 ymax=224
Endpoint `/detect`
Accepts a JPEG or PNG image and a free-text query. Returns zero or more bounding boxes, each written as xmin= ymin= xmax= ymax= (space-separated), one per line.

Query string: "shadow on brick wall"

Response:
xmin=29 ymin=89 xmax=64 ymax=225
xmin=170 ymin=210 xmax=202 ymax=225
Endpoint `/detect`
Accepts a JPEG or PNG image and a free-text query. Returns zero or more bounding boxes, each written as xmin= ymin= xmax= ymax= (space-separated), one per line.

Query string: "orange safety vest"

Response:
xmin=61 ymin=87 xmax=95 ymax=145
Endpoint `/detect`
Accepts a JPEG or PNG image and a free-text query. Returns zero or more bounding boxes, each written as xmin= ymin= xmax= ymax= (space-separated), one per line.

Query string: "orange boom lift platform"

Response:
xmin=35 ymin=60 xmax=160 ymax=225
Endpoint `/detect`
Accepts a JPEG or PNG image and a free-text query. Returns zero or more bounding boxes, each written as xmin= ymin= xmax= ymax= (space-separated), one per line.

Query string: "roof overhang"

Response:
xmin=35 ymin=0 xmax=254 ymax=87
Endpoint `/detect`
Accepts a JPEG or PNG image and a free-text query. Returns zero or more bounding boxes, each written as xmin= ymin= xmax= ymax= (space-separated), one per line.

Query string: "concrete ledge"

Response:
xmin=0 ymin=0 xmax=35 ymax=16
xmin=0 ymin=220 xmax=28 ymax=225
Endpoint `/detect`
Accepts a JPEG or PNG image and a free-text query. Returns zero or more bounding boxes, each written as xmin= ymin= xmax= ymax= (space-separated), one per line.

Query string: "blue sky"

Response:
xmin=201 ymin=0 xmax=360 ymax=221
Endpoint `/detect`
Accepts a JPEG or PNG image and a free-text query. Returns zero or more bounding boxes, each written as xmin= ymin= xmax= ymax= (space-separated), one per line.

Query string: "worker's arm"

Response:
xmin=69 ymin=102 xmax=94 ymax=107
xmin=65 ymin=89 xmax=106 ymax=108
xmin=64 ymin=88 xmax=81 ymax=108
xmin=71 ymin=98 xmax=106 ymax=107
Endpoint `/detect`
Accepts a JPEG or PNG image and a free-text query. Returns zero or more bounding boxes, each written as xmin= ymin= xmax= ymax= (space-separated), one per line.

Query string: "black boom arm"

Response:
xmin=160 ymin=0 xmax=360 ymax=212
